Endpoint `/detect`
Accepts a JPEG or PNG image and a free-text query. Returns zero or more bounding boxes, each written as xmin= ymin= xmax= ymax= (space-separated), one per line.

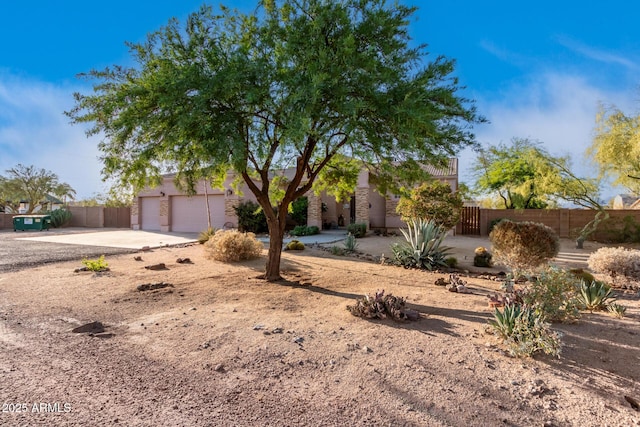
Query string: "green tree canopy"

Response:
xmin=0 ymin=164 xmax=76 ymax=214
xmin=396 ymin=180 xmax=463 ymax=229
xmin=589 ymin=104 xmax=640 ymax=194
xmin=472 ymin=138 xmax=553 ymax=209
xmin=471 ymin=137 xmax=605 ymax=247
xmin=67 ymin=0 xmax=484 ymax=280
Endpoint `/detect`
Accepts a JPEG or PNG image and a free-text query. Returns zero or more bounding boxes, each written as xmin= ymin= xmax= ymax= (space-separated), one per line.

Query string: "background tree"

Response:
xmin=588 ymin=104 xmax=640 ymax=194
xmin=471 ymin=138 xmax=552 ymax=209
xmin=396 ymin=181 xmax=463 ymax=229
xmin=472 ymin=137 xmax=605 ymax=247
xmin=0 ymin=164 xmax=76 ymax=214
xmin=67 ymin=0 xmax=483 ymax=280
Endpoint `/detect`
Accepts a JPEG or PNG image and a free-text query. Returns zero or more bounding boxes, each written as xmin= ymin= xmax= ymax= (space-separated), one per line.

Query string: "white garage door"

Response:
xmin=170 ymin=195 xmax=225 ymax=233
xmin=140 ymin=197 xmax=161 ymax=231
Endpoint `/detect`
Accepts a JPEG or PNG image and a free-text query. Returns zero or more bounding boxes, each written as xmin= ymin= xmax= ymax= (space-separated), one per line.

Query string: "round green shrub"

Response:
xmin=445 ymin=257 xmax=458 ymax=268
xmin=285 ymin=240 xmax=305 ymax=251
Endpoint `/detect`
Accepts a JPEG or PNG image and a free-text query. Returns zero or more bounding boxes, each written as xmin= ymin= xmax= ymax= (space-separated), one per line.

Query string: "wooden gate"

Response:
xmin=459 ymin=206 xmax=480 ymax=235
xmin=104 ymin=207 xmax=131 ymax=228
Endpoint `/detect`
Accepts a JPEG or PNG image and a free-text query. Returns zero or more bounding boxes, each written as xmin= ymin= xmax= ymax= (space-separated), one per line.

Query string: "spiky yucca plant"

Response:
xmin=489 ymin=305 xmax=561 ymax=357
xmin=607 ymin=303 xmax=626 ymax=318
xmin=391 ymin=218 xmax=451 ymax=270
xmin=577 ymin=280 xmax=614 ymax=312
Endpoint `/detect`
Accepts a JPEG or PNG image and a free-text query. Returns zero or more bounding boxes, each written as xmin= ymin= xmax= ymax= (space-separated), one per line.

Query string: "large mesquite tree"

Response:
xmin=0 ymin=164 xmax=76 ymax=214
xmin=67 ymin=0 xmax=483 ymax=280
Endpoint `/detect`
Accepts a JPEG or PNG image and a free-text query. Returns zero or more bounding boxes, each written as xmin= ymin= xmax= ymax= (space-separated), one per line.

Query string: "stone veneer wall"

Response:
xmin=159 ymin=197 xmax=170 ymax=232
xmin=131 ymin=200 xmax=139 ymax=230
xmin=306 ymin=192 xmax=323 ymax=228
xmin=355 ymin=187 xmax=370 ymax=229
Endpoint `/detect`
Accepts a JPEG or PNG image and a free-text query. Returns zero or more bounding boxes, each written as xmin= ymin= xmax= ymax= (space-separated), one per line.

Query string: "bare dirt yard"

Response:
xmin=1 ymin=235 xmax=639 ymax=426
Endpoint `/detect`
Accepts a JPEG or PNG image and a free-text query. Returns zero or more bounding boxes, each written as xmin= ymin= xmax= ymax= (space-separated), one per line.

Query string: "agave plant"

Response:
xmin=489 ymin=304 xmax=561 ymax=357
xmin=489 ymin=304 xmax=524 ymax=339
xmin=343 ymin=233 xmax=359 ymax=253
xmin=577 ymin=280 xmax=614 ymax=312
xmin=607 ymin=303 xmax=627 ymax=318
xmin=391 ymin=218 xmax=452 ymax=270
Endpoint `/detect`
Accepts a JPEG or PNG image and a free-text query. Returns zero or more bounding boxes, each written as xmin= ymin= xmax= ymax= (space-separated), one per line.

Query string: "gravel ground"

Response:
xmin=0 ymin=230 xmax=137 ymax=273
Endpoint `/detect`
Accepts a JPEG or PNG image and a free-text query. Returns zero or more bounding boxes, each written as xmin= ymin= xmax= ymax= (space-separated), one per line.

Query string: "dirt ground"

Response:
xmin=1 ymin=235 xmax=639 ymax=426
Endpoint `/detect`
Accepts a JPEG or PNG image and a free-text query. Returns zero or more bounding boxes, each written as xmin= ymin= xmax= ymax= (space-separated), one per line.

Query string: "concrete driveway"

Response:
xmin=17 ymin=228 xmax=199 ymax=249
xmin=0 ymin=228 xmax=198 ymax=273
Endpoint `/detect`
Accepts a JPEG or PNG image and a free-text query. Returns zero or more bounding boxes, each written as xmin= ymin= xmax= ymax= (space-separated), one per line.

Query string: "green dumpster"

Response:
xmin=13 ymin=215 xmax=52 ymax=231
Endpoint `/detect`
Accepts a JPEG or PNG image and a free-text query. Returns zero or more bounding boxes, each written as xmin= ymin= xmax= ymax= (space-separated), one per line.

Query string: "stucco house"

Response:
xmin=612 ymin=194 xmax=640 ymax=210
xmin=132 ymin=159 xmax=458 ymax=233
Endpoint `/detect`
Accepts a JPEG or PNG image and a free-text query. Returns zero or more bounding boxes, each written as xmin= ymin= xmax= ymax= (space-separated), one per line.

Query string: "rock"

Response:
xmin=403 ymin=309 xmax=420 ymax=321
xmin=136 ymin=282 xmax=174 ymax=292
xmin=625 ymin=395 xmax=640 ymax=411
xmin=293 ymin=337 xmax=304 ymax=344
xmin=141 ymin=246 xmax=151 ymax=252
xmin=363 ymin=346 xmax=373 ymax=353
xmin=253 ymin=324 xmax=265 ymax=330
xmin=271 ymin=327 xmax=284 ymax=334
xmin=457 ymin=284 xmax=470 ymax=293
xmin=72 ymin=321 xmax=105 ymax=334
xmin=144 ymin=263 xmax=167 ymax=270
xmin=92 ymin=333 xmax=114 ymax=339
xmin=74 ymin=266 xmax=89 ymax=273
xmin=434 ymin=277 xmax=448 ymax=286
xmin=133 ymin=256 xmax=143 ymax=261
xmin=447 ymin=284 xmax=458 ymax=292
xmin=176 ymin=257 xmax=192 ymax=264
xmin=214 ymin=364 xmax=225 ymax=372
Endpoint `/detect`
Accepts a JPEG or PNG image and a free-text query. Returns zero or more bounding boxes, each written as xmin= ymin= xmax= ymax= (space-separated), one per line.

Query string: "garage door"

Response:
xmin=170 ymin=195 xmax=225 ymax=233
xmin=140 ymin=197 xmax=161 ymax=231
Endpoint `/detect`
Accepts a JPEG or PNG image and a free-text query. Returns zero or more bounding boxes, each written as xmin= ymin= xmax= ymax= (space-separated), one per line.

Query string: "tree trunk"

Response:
xmin=264 ymin=215 xmax=286 ymax=281
xmin=203 ymin=181 xmax=212 ymax=229
xmin=575 ymin=209 xmax=608 ymax=249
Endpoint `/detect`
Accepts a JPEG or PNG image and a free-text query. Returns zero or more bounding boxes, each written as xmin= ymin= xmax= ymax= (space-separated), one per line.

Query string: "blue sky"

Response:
xmin=1 ymin=1 xmax=638 ymax=200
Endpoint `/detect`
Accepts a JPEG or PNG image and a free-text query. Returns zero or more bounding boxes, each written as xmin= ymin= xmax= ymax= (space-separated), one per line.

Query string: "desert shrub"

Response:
xmin=577 ymin=280 xmax=614 ymax=312
xmin=204 ymin=230 xmax=263 ymax=262
xmin=490 ymin=220 xmax=559 ymax=273
xmin=82 ymin=255 xmax=109 ymax=272
xmin=597 ymin=215 xmax=640 ymax=243
xmin=48 ymin=208 xmax=72 ymax=228
xmin=330 ymin=245 xmax=345 ymax=256
xmin=346 ymin=222 xmax=367 ymax=238
xmin=290 ymin=225 xmax=319 ymax=236
xmin=343 ymin=233 xmax=359 ymax=253
xmin=489 ymin=305 xmax=561 ymax=358
xmin=522 ymin=268 xmax=581 ymax=322
xmin=444 ymin=256 xmax=458 ymax=268
xmin=347 ymin=290 xmax=416 ymax=321
xmin=488 ymin=218 xmax=507 ymax=234
xmin=395 ymin=181 xmax=463 ymax=229
xmin=289 ymin=197 xmax=308 ymax=225
xmin=234 ymin=201 xmax=268 ymax=233
xmin=473 ymin=246 xmax=493 ymax=267
xmin=284 ymin=240 xmax=305 ymax=251
xmin=587 ymin=246 xmax=640 ymax=281
xmin=391 ymin=218 xmax=451 ymax=270
xmin=197 ymin=227 xmax=217 ymax=244
xmin=569 ymin=268 xmax=595 ymax=284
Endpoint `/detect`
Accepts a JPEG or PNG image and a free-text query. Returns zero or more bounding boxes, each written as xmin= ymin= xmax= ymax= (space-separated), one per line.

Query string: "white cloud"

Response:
xmin=556 ymin=36 xmax=639 ymax=70
xmin=0 ymin=73 xmax=105 ymax=199
xmin=460 ymin=72 xmax=637 ymax=200
xmin=478 ymin=39 xmax=529 ymax=67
